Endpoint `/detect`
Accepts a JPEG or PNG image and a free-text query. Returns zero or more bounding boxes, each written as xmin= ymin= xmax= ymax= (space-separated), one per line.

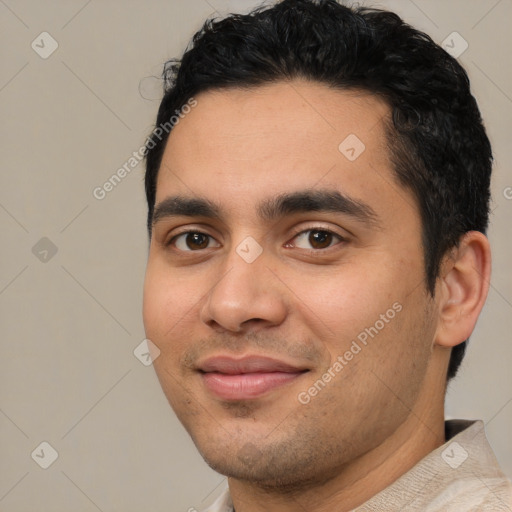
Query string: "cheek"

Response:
xmin=142 ymin=261 xmax=191 ymax=343
xmin=289 ymin=262 xmax=400 ymax=340
xmin=142 ymin=265 xmax=167 ymax=339
xmin=286 ymin=254 xmax=426 ymax=382
xmin=143 ymin=263 xmax=202 ymax=405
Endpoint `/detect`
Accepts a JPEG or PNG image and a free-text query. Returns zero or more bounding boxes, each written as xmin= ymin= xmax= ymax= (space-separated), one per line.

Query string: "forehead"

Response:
xmin=155 ymin=80 xmax=407 ymax=223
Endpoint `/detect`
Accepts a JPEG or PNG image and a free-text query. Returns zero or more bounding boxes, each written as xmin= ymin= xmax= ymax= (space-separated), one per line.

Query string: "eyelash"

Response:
xmin=166 ymin=227 xmax=345 ymax=252
xmin=287 ymin=227 xmax=345 ymax=251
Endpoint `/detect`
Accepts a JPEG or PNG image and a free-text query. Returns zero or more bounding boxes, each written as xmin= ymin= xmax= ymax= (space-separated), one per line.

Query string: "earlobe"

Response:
xmin=434 ymin=231 xmax=491 ymax=348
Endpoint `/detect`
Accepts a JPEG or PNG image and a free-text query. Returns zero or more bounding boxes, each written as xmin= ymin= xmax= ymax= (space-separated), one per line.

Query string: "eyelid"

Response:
xmin=288 ymin=224 xmax=347 ymax=241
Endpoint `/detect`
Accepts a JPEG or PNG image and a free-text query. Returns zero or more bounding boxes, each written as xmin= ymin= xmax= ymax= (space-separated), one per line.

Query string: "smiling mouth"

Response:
xmin=198 ymin=355 xmax=310 ymax=400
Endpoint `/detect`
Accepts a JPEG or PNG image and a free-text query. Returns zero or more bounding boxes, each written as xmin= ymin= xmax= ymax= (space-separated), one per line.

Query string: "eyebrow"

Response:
xmin=152 ymin=189 xmax=380 ymax=228
xmin=152 ymin=196 xmax=221 ymax=225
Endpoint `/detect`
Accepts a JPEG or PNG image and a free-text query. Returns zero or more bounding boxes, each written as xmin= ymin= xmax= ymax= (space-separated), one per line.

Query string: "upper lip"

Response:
xmin=198 ymin=355 xmax=309 ymax=375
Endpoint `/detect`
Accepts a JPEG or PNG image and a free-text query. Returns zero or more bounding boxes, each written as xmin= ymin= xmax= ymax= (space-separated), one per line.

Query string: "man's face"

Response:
xmin=143 ymin=81 xmax=439 ymax=488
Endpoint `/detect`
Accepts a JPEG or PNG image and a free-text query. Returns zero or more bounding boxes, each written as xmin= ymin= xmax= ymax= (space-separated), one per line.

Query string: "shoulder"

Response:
xmin=423 ymin=475 xmax=512 ymax=511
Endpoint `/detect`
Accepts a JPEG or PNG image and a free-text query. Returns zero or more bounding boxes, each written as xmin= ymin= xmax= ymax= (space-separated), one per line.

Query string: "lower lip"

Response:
xmin=201 ymin=371 xmax=305 ymax=400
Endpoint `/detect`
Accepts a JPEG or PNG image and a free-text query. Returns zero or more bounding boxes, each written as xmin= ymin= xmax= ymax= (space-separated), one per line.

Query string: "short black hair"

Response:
xmin=144 ymin=0 xmax=493 ymax=380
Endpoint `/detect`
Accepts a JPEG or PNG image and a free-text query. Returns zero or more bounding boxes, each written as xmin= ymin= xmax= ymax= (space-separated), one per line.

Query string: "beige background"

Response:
xmin=1 ymin=0 xmax=511 ymax=511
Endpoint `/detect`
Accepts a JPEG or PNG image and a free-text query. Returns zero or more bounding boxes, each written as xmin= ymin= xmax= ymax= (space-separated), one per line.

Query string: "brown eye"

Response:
xmin=290 ymin=229 xmax=342 ymax=250
xmin=308 ymin=230 xmax=333 ymax=249
xmin=186 ymin=233 xmax=209 ymax=249
xmin=172 ymin=232 xmax=220 ymax=251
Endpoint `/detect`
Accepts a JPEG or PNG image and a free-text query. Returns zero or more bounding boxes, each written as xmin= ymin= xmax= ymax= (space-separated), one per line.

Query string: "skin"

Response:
xmin=142 ymin=80 xmax=491 ymax=511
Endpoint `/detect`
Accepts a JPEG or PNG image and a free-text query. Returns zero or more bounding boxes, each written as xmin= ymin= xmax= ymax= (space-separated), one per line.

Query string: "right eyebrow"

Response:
xmin=152 ymin=196 xmax=221 ymax=225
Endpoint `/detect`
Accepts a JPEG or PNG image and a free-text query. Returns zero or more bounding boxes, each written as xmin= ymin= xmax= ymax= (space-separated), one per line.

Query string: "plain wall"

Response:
xmin=1 ymin=1 xmax=511 ymax=510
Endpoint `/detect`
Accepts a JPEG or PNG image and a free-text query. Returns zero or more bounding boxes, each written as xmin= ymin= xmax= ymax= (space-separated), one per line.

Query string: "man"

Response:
xmin=142 ymin=0 xmax=512 ymax=510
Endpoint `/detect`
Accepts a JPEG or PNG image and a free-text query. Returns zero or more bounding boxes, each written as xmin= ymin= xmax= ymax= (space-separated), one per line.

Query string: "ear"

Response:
xmin=434 ymin=231 xmax=491 ymax=348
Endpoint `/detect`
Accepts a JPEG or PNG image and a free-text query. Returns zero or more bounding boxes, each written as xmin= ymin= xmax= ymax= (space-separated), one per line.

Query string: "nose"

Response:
xmin=199 ymin=245 xmax=288 ymax=334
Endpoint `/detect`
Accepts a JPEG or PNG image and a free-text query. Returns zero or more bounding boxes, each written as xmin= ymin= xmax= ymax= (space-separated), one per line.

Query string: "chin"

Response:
xmin=193 ymin=431 xmax=341 ymax=492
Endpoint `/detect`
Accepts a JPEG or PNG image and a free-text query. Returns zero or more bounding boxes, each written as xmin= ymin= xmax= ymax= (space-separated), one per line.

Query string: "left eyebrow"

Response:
xmin=257 ymin=189 xmax=380 ymax=228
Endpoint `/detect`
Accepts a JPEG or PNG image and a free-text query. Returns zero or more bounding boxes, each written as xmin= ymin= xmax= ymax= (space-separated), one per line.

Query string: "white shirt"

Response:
xmin=202 ymin=420 xmax=512 ymax=511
